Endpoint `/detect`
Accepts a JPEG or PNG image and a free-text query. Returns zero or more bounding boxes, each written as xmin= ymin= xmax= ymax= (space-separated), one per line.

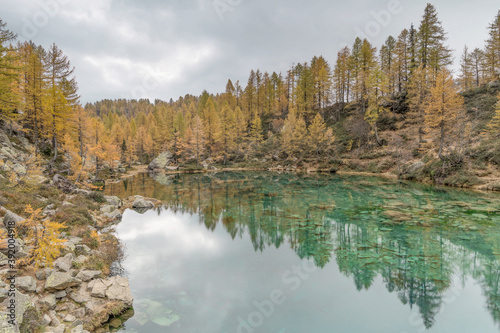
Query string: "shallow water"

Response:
xmin=106 ymin=172 xmax=500 ymax=333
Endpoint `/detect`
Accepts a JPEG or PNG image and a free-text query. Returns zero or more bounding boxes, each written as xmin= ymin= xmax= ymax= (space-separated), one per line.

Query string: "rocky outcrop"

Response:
xmin=148 ymin=151 xmax=175 ymax=171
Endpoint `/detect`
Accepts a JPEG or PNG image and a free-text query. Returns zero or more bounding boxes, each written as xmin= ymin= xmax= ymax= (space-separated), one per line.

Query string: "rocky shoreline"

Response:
xmin=0 ymin=183 xmax=161 ymax=333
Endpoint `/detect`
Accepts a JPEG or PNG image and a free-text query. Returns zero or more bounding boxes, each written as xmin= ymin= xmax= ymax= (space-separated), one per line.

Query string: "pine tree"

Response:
xmin=417 ymin=4 xmax=452 ymax=75
xmin=424 ymin=69 xmax=465 ymax=159
xmin=486 ymin=94 xmax=500 ymax=136
xmin=485 ymin=11 xmax=500 ymax=81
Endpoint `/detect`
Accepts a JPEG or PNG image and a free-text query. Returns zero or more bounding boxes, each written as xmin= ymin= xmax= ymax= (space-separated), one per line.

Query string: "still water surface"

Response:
xmin=105 ymin=172 xmax=500 ymax=333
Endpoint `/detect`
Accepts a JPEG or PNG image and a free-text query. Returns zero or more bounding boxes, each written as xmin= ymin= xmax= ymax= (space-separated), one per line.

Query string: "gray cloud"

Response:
xmin=1 ymin=0 xmax=498 ymax=103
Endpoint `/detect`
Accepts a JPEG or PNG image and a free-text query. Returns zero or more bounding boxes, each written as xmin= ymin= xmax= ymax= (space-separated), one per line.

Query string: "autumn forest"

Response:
xmin=1 ymin=4 xmax=500 ymax=185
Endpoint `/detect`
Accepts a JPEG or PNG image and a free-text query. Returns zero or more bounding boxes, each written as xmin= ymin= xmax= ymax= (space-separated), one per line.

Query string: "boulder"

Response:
xmin=75 ymin=270 xmax=101 ymax=282
xmin=16 ymin=276 xmax=37 ymax=293
xmin=1 ymin=289 xmax=34 ymax=328
xmin=105 ymin=276 xmax=133 ymax=306
xmin=100 ymin=205 xmax=115 ymax=214
xmin=132 ymin=197 xmax=154 ymax=210
xmin=89 ymin=279 xmax=107 ymax=298
xmin=3 ymin=210 xmax=24 ymax=228
xmin=69 ymin=287 xmax=91 ymax=304
xmin=105 ymin=209 xmax=122 ymax=221
xmin=39 ymin=294 xmax=57 ymax=310
xmin=0 ymin=312 xmax=20 ymax=333
xmin=148 ymin=151 xmax=174 ymax=171
xmin=44 ymin=272 xmax=82 ymax=292
xmin=64 ymin=314 xmax=76 ymax=322
xmin=54 ymin=253 xmax=75 ymax=272
xmin=104 ymin=196 xmax=122 ymax=207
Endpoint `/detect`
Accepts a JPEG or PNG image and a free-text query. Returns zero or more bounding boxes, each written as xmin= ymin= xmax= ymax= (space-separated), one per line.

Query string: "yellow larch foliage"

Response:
xmin=19 ymin=205 xmax=66 ymax=268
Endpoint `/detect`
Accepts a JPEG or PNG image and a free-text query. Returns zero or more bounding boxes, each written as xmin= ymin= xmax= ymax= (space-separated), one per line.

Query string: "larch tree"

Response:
xmin=190 ymin=115 xmax=206 ymax=165
xmin=333 ymin=46 xmax=351 ymax=104
xmin=20 ymin=42 xmax=46 ymax=148
xmin=424 ymin=69 xmax=465 ymax=160
xmin=470 ymin=48 xmax=485 ymax=88
xmin=44 ymin=43 xmax=77 ymax=161
xmin=459 ymin=46 xmax=474 ymax=91
xmin=365 ymin=65 xmax=389 ymax=146
xmin=0 ymin=19 xmax=19 ymax=121
xmin=307 ymin=113 xmax=332 ymax=160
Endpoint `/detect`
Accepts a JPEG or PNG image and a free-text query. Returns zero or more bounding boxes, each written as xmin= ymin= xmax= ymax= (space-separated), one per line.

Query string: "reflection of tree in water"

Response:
xmin=105 ymin=172 xmax=500 ymax=329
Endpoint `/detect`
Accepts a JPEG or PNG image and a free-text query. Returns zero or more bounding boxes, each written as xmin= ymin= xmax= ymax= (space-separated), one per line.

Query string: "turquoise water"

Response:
xmin=106 ymin=172 xmax=500 ymax=333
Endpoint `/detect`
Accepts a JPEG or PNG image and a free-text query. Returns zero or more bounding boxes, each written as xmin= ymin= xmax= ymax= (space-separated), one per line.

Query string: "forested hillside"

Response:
xmin=1 ymin=4 xmax=500 ymax=188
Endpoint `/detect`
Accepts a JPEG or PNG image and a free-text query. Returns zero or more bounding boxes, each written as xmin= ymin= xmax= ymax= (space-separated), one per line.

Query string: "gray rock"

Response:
xmin=70 ymin=324 xmax=89 ymax=333
xmin=44 ymin=272 xmax=82 ymax=292
xmin=41 ymin=313 xmax=52 ymax=326
xmin=104 ymin=195 xmax=122 ymax=207
xmin=68 ymin=237 xmax=83 ymax=245
xmin=1 ymin=289 xmax=33 ymax=328
xmin=76 ymin=270 xmax=101 ymax=282
xmin=39 ymin=294 xmax=56 ymax=310
xmin=69 ymin=287 xmax=90 ymax=304
xmin=16 ymin=276 xmax=37 ymax=293
xmin=89 ymin=279 xmax=107 ymax=298
xmin=105 ymin=276 xmax=133 ymax=306
xmin=105 ymin=209 xmax=122 ymax=220
xmin=54 ymin=290 xmax=66 ymax=299
xmin=62 ymin=201 xmax=75 ymax=207
xmin=3 ymin=210 xmax=24 ymax=228
xmin=0 ymin=312 xmax=20 ymax=333
xmin=35 ymin=270 xmax=47 ymax=281
xmin=64 ymin=314 xmax=76 ymax=322
xmin=132 ymin=197 xmax=154 ymax=210
xmin=73 ymin=308 xmax=86 ymax=319
xmin=100 ymin=205 xmax=115 ymax=214
xmin=148 ymin=151 xmax=173 ymax=171
xmin=54 ymin=253 xmax=76 ymax=272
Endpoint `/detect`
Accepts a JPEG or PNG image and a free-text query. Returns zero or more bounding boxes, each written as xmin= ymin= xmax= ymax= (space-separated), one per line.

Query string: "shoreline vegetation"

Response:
xmin=0 ymin=2 xmax=500 ymax=332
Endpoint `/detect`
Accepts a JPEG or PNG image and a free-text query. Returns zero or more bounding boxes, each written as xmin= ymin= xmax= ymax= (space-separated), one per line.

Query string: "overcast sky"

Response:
xmin=1 ymin=0 xmax=499 ymax=103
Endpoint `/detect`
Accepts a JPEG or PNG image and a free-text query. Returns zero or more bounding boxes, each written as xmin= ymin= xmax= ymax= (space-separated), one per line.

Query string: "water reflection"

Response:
xmin=108 ymin=172 xmax=500 ymax=332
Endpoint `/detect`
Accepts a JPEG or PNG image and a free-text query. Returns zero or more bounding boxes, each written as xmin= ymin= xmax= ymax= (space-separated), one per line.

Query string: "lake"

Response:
xmin=104 ymin=172 xmax=500 ymax=333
